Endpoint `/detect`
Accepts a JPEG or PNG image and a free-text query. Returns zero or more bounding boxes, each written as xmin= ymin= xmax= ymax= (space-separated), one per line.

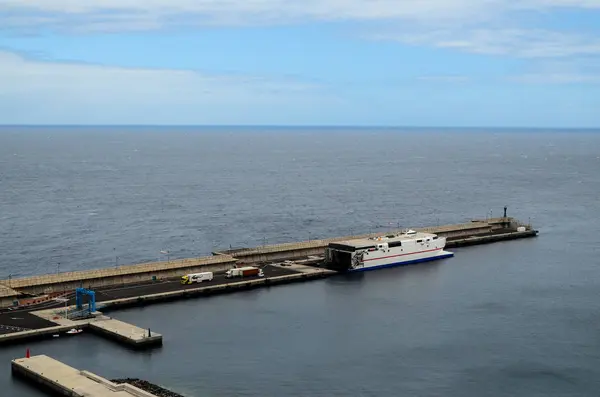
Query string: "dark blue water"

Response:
xmin=1 ymin=127 xmax=599 ymax=396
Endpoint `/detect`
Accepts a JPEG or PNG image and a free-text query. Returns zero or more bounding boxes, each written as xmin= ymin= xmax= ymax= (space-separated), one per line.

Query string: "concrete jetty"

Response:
xmin=12 ymin=354 xmax=159 ymax=396
xmin=0 ymin=309 xmax=162 ymax=348
xmin=94 ymin=265 xmax=334 ymax=311
xmin=0 ymin=215 xmax=538 ymax=309
xmin=88 ymin=317 xmax=162 ymax=348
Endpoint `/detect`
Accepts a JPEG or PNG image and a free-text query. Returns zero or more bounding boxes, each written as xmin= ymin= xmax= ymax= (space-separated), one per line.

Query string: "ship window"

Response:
xmin=417 ymin=239 xmax=423 ymax=243
xmin=388 ymin=241 xmax=402 ymax=248
xmin=433 ymin=236 xmax=438 ymax=240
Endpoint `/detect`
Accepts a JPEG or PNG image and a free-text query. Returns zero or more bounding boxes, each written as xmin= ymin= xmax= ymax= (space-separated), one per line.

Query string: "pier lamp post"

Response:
xmin=8 ymin=274 xmax=11 ymax=288
xmin=160 ymin=250 xmax=170 ymax=264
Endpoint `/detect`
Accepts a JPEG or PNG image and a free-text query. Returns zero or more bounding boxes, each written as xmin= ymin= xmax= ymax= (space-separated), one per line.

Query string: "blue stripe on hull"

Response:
xmin=349 ymin=252 xmax=454 ymax=273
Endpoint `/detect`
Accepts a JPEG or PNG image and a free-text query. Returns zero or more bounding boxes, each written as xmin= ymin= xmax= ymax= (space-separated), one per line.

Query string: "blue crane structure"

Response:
xmin=75 ymin=288 xmax=96 ymax=313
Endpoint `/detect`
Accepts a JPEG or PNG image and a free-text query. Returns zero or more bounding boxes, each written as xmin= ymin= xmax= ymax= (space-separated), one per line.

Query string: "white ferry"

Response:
xmin=324 ymin=230 xmax=454 ymax=272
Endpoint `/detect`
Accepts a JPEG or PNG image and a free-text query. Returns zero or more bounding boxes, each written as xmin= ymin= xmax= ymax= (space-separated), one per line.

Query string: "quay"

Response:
xmin=87 ymin=317 xmax=162 ymax=348
xmin=0 ymin=264 xmax=324 ymax=346
xmin=94 ymin=263 xmax=333 ymax=311
xmin=0 ymin=213 xmax=538 ymax=345
xmin=0 ymin=309 xmax=162 ymax=348
xmin=12 ymin=354 xmax=160 ymax=396
xmin=0 ymin=215 xmax=537 ymax=309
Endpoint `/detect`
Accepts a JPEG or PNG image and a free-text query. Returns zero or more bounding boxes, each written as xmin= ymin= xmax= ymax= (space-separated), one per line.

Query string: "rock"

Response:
xmin=111 ymin=378 xmax=185 ymax=397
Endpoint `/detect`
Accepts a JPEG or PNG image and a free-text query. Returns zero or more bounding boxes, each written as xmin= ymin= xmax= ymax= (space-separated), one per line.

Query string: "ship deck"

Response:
xmin=330 ymin=231 xmax=437 ymax=249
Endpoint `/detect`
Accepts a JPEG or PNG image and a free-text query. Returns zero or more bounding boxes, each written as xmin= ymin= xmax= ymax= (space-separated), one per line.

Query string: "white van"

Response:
xmin=181 ymin=272 xmax=214 ymax=284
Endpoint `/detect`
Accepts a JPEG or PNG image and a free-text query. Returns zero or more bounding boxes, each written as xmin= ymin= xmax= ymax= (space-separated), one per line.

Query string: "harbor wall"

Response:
xmin=2 ymin=256 xmax=238 ymax=301
xmin=213 ymin=217 xmax=519 ymax=264
xmin=95 ymin=270 xmax=333 ymax=313
xmin=0 ymin=217 xmax=536 ymax=309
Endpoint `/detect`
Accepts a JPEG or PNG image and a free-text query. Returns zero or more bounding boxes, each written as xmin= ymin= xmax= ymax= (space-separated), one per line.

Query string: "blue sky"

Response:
xmin=1 ymin=1 xmax=599 ymax=127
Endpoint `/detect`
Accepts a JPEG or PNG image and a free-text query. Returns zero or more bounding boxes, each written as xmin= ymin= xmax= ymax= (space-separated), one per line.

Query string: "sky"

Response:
xmin=1 ymin=1 xmax=599 ymax=127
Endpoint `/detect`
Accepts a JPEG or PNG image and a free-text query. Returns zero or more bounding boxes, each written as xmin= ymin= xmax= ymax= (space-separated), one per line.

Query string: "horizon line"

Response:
xmin=1 ymin=124 xmax=599 ymax=131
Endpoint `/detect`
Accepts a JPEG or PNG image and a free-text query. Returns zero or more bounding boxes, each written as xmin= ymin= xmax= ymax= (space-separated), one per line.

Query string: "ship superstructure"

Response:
xmin=324 ymin=230 xmax=454 ymax=272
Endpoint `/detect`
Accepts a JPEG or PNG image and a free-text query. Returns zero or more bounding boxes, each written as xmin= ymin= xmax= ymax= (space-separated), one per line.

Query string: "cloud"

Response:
xmin=0 ymin=50 xmax=330 ymax=124
xmin=508 ymin=73 xmax=600 ymax=83
xmin=416 ymin=75 xmax=471 ymax=82
xmin=374 ymin=28 xmax=600 ymax=58
xmin=3 ymin=0 xmax=599 ymax=63
xmin=2 ymin=0 xmax=599 ymax=32
xmin=507 ymin=58 xmax=600 ymax=83
xmin=0 ymin=1 xmax=505 ymax=25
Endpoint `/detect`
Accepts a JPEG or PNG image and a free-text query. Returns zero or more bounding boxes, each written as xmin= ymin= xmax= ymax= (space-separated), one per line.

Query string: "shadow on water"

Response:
xmin=325 ymin=271 xmax=367 ymax=286
xmin=325 ymin=259 xmax=446 ymax=288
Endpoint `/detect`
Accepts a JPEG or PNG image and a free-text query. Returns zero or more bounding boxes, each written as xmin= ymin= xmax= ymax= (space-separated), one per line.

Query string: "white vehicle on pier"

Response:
xmin=324 ymin=230 xmax=454 ymax=272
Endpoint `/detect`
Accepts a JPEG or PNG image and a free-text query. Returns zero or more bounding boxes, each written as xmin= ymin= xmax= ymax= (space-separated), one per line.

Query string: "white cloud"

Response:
xmin=523 ymin=0 xmax=600 ymax=8
xmin=416 ymin=75 xmax=471 ymax=82
xmin=0 ymin=1 xmax=506 ymax=24
xmin=508 ymin=73 xmax=600 ymax=83
xmin=2 ymin=0 xmax=599 ymax=31
xmin=3 ymin=0 xmax=599 ymax=62
xmin=0 ymin=51 xmax=330 ymax=124
xmin=507 ymin=58 xmax=600 ymax=83
xmin=373 ymin=28 xmax=600 ymax=58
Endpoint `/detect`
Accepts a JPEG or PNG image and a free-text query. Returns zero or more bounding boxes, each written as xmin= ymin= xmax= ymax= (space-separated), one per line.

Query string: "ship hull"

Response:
xmin=348 ymin=250 xmax=454 ymax=272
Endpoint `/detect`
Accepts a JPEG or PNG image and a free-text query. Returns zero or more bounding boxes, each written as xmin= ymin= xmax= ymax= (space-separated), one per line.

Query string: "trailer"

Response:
xmin=225 ymin=266 xmax=264 ymax=279
xmin=181 ymin=271 xmax=214 ymax=284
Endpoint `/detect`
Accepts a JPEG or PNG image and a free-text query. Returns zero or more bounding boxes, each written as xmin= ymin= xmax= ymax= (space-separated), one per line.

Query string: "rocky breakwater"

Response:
xmin=112 ymin=378 xmax=186 ymax=397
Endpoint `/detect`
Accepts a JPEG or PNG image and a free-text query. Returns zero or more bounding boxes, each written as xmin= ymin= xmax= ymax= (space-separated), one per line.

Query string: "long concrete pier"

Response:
xmin=12 ymin=354 xmax=159 ymax=396
xmin=0 ymin=216 xmax=538 ymax=310
xmin=0 ymin=216 xmax=539 ymax=346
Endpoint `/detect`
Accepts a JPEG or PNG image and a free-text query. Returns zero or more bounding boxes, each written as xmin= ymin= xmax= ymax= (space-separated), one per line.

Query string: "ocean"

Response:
xmin=1 ymin=126 xmax=599 ymax=396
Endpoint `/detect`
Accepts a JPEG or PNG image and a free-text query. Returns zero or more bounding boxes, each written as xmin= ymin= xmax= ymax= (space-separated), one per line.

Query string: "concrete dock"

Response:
xmin=88 ymin=316 xmax=162 ymax=348
xmin=0 ymin=309 xmax=162 ymax=348
xmin=0 ymin=216 xmax=537 ymax=309
xmin=0 ymin=215 xmax=539 ymax=344
xmin=12 ymin=354 xmax=159 ymax=396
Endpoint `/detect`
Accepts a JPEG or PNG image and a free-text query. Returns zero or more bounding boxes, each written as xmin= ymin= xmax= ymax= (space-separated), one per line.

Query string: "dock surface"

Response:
xmin=89 ymin=317 xmax=162 ymax=347
xmin=12 ymin=354 xmax=158 ymax=396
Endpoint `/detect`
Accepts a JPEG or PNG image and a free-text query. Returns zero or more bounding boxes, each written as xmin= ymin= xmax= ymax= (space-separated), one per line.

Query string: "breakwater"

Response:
xmin=0 ymin=216 xmax=537 ymax=309
xmin=112 ymin=379 xmax=185 ymax=397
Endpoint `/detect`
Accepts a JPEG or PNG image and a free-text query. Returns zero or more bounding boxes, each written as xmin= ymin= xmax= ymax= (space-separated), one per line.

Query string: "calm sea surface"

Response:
xmin=1 ymin=127 xmax=599 ymax=396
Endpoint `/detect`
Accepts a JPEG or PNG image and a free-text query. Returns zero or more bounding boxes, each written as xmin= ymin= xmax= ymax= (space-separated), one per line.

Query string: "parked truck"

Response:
xmin=181 ymin=271 xmax=213 ymax=284
xmin=225 ymin=266 xmax=264 ymax=279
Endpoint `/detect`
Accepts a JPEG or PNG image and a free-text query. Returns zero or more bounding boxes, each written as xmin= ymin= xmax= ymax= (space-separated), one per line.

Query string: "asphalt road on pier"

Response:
xmin=0 ymin=265 xmax=302 ymax=333
xmin=92 ymin=264 xmax=301 ymax=302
